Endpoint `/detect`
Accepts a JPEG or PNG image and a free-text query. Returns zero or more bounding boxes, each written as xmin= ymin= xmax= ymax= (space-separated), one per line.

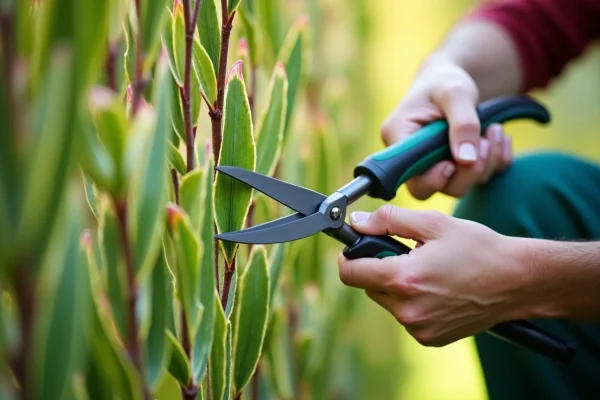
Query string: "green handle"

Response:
xmin=354 ymin=96 xmax=551 ymax=201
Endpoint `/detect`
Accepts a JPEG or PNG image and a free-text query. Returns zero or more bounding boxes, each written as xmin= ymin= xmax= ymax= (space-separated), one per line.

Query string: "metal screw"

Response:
xmin=330 ymin=207 xmax=342 ymax=220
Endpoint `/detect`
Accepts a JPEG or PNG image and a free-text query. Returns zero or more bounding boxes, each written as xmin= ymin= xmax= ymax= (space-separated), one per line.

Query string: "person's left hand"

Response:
xmin=337 ymin=205 xmax=531 ymax=347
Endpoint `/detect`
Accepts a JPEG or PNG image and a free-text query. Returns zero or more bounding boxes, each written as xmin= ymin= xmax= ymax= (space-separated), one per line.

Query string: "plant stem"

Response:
xmin=105 ymin=41 xmax=118 ymax=92
xmin=0 ymin=6 xmax=19 ymax=141
xmin=10 ymin=262 xmax=34 ymax=400
xmin=251 ymin=362 xmax=260 ymax=400
xmin=220 ymin=258 xmax=235 ymax=308
xmin=131 ymin=0 xmax=146 ymax=116
xmin=114 ymin=199 xmax=150 ymax=400
xmin=171 ymin=169 xmax=180 ymax=204
xmin=233 ymin=394 xmax=241 ymax=400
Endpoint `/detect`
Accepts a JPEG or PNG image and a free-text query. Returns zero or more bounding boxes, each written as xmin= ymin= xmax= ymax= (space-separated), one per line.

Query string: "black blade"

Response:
xmin=236 ymin=212 xmax=303 ymax=234
xmin=216 ymin=166 xmax=326 ymax=216
xmin=215 ymin=212 xmax=330 ymax=244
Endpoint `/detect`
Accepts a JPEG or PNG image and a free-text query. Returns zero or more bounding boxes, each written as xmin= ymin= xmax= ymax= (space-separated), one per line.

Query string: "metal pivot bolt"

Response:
xmin=330 ymin=207 xmax=342 ymax=220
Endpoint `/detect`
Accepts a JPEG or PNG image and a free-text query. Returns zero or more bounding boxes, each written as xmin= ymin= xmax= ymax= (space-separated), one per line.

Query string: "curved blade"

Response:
xmin=216 ymin=166 xmax=326 ymax=216
xmin=215 ymin=212 xmax=329 ymax=244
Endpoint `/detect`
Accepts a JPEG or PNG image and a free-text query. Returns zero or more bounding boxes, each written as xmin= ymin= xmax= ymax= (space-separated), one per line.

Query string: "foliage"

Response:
xmin=0 ymin=0 xmax=393 ymax=399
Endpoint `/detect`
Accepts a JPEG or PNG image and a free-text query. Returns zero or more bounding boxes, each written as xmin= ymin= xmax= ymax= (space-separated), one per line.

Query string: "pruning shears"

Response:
xmin=215 ymin=96 xmax=577 ymax=365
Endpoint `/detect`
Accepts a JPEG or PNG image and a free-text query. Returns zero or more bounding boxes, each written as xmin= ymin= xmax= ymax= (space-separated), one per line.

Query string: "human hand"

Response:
xmin=337 ymin=205 xmax=531 ymax=347
xmin=381 ymin=57 xmax=513 ymax=200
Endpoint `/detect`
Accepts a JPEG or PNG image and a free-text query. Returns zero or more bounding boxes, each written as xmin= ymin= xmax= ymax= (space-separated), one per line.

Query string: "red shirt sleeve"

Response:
xmin=467 ymin=0 xmax=600 ymax=92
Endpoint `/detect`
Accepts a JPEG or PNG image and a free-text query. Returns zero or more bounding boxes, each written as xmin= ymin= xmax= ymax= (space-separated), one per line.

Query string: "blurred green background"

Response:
xmin=286 ymin=0 xmax=600 ymax=399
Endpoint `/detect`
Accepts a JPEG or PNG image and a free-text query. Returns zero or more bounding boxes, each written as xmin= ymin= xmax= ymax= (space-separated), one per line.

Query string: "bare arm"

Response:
xmin=423 ymin=20 xmax=523 ymax=101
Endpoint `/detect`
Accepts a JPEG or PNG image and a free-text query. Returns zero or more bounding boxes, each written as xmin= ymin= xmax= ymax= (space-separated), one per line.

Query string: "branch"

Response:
xmin=114 ymin=199 xmax=150 ymax=400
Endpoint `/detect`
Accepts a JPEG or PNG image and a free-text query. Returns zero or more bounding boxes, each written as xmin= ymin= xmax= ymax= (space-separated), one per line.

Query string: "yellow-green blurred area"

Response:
xmin=284 ymin=0 xmax=600 ymax=399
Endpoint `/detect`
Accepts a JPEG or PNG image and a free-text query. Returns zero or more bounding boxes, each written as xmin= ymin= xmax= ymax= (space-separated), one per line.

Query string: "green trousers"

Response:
xmin=453 ymin=153 xmax=600 ymax=399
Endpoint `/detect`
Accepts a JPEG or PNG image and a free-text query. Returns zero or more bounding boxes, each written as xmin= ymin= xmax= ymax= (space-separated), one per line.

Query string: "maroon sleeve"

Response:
xmin=467 ymin=0 xmax=600 ymax=92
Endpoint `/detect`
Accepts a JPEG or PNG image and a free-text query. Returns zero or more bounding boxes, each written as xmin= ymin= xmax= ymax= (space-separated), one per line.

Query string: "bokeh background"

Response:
xmin=270 ymin=0 xmax=600 ymax=399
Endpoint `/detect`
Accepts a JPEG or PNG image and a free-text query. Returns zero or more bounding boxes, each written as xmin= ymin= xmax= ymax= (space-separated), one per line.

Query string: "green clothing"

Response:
xmin=454 ymin=153 xmax=600 ymax=400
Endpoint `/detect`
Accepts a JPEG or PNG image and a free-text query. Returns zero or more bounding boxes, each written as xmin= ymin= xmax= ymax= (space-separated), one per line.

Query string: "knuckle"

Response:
xmin=395 ymin=307 xmax=424 ymax=326
xmin=406 ymin=181 xmax=433 ymax=201
xmin=410 ymin=328 xmax=439 ymax=347
xmin=420 ymin=210 xmax=447 ymax=233
xmin=376 ymin=204 xmax=399 ymax=224
xmin=389 ymin=271 xmax=420 ymax=297
xmin=452 ymin=120 xmax=480 ymax=137
xmin=338 ymin=263 xmax=353 ymax=286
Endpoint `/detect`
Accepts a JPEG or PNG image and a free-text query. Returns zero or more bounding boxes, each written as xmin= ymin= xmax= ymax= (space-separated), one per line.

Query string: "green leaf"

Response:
xmin=108 ymin=0 xmax=130 ymax=43
xmin=255 ymin=63 xmax=287 ymax=176
xmin=141 ymin=0 xmax=169 ymax=71
xmin=277 ymin=16 xmax=310 ymax=138
xmin=167 ymin=331 xmax=192 ymax=385
xmin=192 ymin=156 xmax=217 ymax=382
xmin=171 ymin=2 xmax=186 ymax=86
xmin=75 ymin=0 xmax=112 ymax=86
xmin=192 ymin=37 xmax=218 ymax=104
xmin=169 ymin=141 xmax=187 ymax=176
xmin=167 ymin=204 xmax=203 ymax=338
xmin=225 ymin=267 xmax=238 ymax=319
xmin=214 ymin=61 xmax=256 ymax=264
xmin=209 ymin=296 xmax=227 ymax=400
xmin=145 ymin=249 xmax=172 ymax=389
xmin=268 ymin=243 xmax=287 ymax=307
xmin=198 ymin=0 xmax=220 ymax=73
xmin=233 ymin=246 xmax=270 ymax=394
xmin=128 ymin=52 xmax=171 ymax=281
xmin=169 ymin=74 xmax=186 ymax=142
xmin=238 ymin=4 xmax=258 ymax=66
xmin=79 ymin=113 xmax=118 ymax=195
xmin=89 ymin=86 xmax=128 ymax=190
xmin=162 ymin=7 xmax=182 ymax=87
xmin=32 ymin=195 xmax=90 ymax=400
xmin=256 ymin=0 xmax=282 ymax=64
xmin=18 ymin=48 xmax=76 ymax=266
xmin=224 ymin=322 xmax=233 ymax=400
xmin=180 ymin=170 xmax=204 ymax=231
xmin=263 ymin=307 xmax=294 ymax=398
xmin=228 ymin=0 xmax=242 ymax=16
xmin=82 ymin=172 xmax=99 ymax=218
xmin=98 ymin=200 xmax=128 ymax=338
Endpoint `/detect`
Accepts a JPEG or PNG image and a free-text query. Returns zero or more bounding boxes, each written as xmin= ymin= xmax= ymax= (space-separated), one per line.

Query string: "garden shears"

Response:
xmin=215 ymin=96 xmax=577 ymax=365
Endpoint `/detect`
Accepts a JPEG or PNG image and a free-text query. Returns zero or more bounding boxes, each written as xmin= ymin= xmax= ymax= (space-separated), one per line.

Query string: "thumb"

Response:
xmin=432 ymin=85 xmax=481 ymax=166
xmin=349 ymin=205 xmax=446 ymax=242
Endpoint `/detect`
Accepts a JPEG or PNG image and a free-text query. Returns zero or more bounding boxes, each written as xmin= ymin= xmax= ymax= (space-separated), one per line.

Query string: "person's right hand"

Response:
xmin=381 ymin=57 xmax=514 ymax=200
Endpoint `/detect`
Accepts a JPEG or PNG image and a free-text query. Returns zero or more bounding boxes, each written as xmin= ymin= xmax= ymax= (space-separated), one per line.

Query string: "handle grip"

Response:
xmin=354 ymin=96 xmax=551 ymax=201
xmin=343 ymin=235 xmax=577 ymax=365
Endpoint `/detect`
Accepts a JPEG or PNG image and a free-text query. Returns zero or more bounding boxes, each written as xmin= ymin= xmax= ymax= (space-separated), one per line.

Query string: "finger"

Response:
xmin=442 ymin=155 xmax=486 ymax=198
xmin=431 ymin=85 xmax=481 ymax=167
xmin=479 ymin=124 xmax=505 ymax=182
xmin=365 ymin=289 xmax=400 ymax=315
xmin=501 ymin=135 xmax=513 ymax=169
xmin=349 ymin=205 xmax=447 ymax=241
xmin=405 ymin=161 xmax=456 ymax=201
xmin=338 ymin=253 xmax=401 ymax=291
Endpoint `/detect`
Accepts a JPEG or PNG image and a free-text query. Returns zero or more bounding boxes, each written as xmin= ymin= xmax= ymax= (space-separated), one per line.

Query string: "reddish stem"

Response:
xmin=114 ymin=199 xmax=150 ymax=400
xmin=220 ymin=258 xmax=235 ymax=308
xmin=171 ymin=169 xmax=180 ymax=204
xmin=10 ymin=263 xmax=34 ymax=400
xmin=131 ymin=0 xmax=146 ymax=116
xmin=105 ymin=41 xmax=119 ymax=92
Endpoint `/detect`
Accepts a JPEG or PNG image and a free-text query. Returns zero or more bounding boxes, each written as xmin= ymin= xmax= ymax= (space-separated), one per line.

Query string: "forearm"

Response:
xmin=422 ymin=20 xmax=523 ymax=101
xmin=514 ymin=237 xmax=600 ymax=322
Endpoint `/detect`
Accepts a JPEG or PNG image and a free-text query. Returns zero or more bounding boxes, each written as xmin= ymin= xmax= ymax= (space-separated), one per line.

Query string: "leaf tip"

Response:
xmin=173 ymin=0 xmax=183 ymax=14
xmin=238 ymin=38 xmax=249 ymax=56
xmin=88 ymin=85 xmax=116 ymax=112
xmin=296 ymin=14 xmax=311 ymax=30
xmin=80 ymin=229 xmax=93 ymax=249
xmin=226 ymin=60 xmax=244 ymax=84
xmin=274 ymin=61 xmax=287 ymax=78
xmin=166 ymin=202 xmax=184 ymax=229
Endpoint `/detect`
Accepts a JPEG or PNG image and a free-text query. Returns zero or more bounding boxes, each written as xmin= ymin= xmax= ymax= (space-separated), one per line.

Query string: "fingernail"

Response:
xmin=479 ymin=139 xmax=489 ymax=159
xmin=458 ymin=142 xmax=477 ymax=161
xmin=493 ymin=124 xmax=503 ymax=142
xmin=442 ymin=162 xmax=455 ymax=179
xmin=351 ymin=211 xmax=370 ymax=223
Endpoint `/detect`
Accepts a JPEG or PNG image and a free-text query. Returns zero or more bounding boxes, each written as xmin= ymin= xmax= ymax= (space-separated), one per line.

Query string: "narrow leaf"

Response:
xmin=128 ymin=53 xmax=172 ymax=280
xmin=198 ymin=0 xmax=220 ymax=73
xmin=225 ymin=267 xmax=237 ymax=319
xmin=82 ymin=172 xmax=99 ymax=218
xmin=79 ymin=113 xmax=118 ymax=195
xmin=169 ymin=141 xmax=187 ymax=176
xmin=141 ymin=0 xmax=169 ymax=70
xmin=224 ymin=322 xmax=233 ymax=400
xmin=228 ymin=0 xmax=242 ymax=16
xmin=209 ymin=296 xmax=227 ymax=400
xmin=214 ymin=61 xmax=256 ymax=263
xmin=171 ymin=1 xmax=186 ymax=86
xmin=32 ymin=196 xmax=90 ymax=400
xmin=277 ymin=16 xmax=309 ymax=138
xmin=162 ymin=8 xmax=182 ymax=86
xmin=167 ymin=331 xmax=192 ymax=385
xmin=192 ymin=156 xmax=217 ymax=382
xmin=255 ymin=63 xmax=287 ymax=176
xmin=268 ymin=243 xmax=287 ymax=307
xmin=98 ymin=200 xmax=128 ymax=338
xmin=167 ymin=204 xmax=203 ymax=338
xmin=233 ymin=246 xmax=270 ymax=394
xmin=238 ymin=4 xmax=258 ymax=66
xmin=192 ymin=37 xmax=218 ymax=104
xmin=144 ymin=249 xmax=172 ymax=389
xmin=179 ymin=170 xmax=204 ymax=231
